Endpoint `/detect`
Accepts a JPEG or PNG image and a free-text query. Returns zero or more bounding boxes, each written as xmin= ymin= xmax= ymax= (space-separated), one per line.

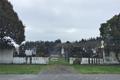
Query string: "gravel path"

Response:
xmin=0 ymin=65 xmax=120 ymax=80
xmin=40 ymin=65 xmax=77 ymax=74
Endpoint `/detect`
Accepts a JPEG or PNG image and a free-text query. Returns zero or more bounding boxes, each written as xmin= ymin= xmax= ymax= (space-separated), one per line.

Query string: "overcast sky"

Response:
xmin=8 ymin=0 xmax=120 ymax=42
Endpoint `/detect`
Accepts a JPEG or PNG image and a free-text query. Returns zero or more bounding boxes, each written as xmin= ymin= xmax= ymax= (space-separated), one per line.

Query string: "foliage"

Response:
xmin=99 ymin=13 xmax=120 ymax=62
xmin=0 ymin=37 xmax=14 ymax=49
xmin=19 ymin=40 xmax=62 ymax=57
xmin=63 ymin=37 xmax=102 ymax=58
xmin=19 ymin=38 xmax=101 ymax=58
xmin=100 ymin=14 xmax=120 ymax=40
xmin=0 ymin=0 xmax=25 ymax=49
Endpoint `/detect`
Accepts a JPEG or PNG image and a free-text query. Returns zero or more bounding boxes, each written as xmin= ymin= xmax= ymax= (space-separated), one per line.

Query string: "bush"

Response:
xmin=0 ymin=37 xmax=14 ymax=49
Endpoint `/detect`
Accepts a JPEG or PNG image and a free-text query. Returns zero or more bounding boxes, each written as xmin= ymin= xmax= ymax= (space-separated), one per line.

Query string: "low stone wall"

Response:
xmin=0 ymin=49 xmax=13 ymax=64
xmin=104 ymin=57 xmax=119 ymax=64
xmin=69 ymin=57 xmax=104 ymax=64
xmin=83 ymin=58 xmax=104 ymax=64
xmin=13 ymin=57 xmax=26 ymax=64
xmin=13 ymin=57 xmax=49 ymax=64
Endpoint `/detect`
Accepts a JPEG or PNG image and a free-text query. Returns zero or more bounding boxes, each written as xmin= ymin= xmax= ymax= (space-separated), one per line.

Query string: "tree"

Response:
xmin=99 ymin=13 xmax=120 ymax=63
xmin=0 ymin=0 xmax=25 ymax=48
xmin=54 ymin=39 xmax=61 ymax=44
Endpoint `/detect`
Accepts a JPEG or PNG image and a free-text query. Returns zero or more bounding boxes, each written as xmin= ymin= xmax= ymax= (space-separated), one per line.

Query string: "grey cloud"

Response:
xmin=8 ymin=0 xmax=120 ymax=42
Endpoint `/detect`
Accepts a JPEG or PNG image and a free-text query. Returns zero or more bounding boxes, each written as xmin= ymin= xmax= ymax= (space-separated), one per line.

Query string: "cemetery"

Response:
xmin=0 ymin=0 xmax=120 ymax=77
xmin=0 ymin=0 xmax=120 ymax=80
xmin=0 ymin=33 xmax=120 ymax=65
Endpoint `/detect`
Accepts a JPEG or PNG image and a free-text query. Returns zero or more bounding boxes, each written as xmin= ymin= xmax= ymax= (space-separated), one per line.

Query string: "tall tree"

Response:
xmin=99 ymin=13 xmax=120 ymax=62
xmin=0 ymin=0 xmax=25 ymax=46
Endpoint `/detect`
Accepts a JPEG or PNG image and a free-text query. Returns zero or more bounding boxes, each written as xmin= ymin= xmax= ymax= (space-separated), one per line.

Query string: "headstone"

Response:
xmin=61 ymin=47 xmax=65 ymax=57
xmin=101 ymin=40 xmax=104 ymax=48
xmin=25 ymin=50 xmax=32 ymax=56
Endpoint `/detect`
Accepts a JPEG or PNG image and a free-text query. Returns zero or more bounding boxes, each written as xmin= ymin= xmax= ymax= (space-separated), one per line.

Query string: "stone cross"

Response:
xmin=101 ymin=40 xmax=104 ymax=48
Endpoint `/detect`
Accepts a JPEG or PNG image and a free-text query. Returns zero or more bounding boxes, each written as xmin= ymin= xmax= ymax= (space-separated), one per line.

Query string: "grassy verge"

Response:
xmin=72 ymin=65 xmax=120 ymax=74
xmin=0 ymin=64 xmax=47 ymax=74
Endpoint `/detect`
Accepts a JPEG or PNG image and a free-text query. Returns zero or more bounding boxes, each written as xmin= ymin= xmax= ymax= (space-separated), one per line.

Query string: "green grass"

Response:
xmin=0 ymin=65 xmax=47 ymax=74
xmin=1 ymin=63 xmax=120 ymax=74
xmin=72 ymin=65 xmax=120 ymax=74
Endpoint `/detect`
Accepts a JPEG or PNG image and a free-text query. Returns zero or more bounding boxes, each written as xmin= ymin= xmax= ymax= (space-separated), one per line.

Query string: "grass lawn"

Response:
xmin=72 ymin=65 xmax=120 ymax=74
xmin=0 ymin=64 xmax=47 ymax=74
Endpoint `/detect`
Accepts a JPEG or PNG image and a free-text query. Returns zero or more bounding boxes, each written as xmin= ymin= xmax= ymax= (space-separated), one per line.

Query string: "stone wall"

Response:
xmin=69 ymin=58 xmax=104 ymax=64
xmin=13 ymin=57 xmax=49 ymax=64
xmin=69 ymin=57 xmax=119 ymax=64
xmin=0 ymin=49 xmax=13 ymax=64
